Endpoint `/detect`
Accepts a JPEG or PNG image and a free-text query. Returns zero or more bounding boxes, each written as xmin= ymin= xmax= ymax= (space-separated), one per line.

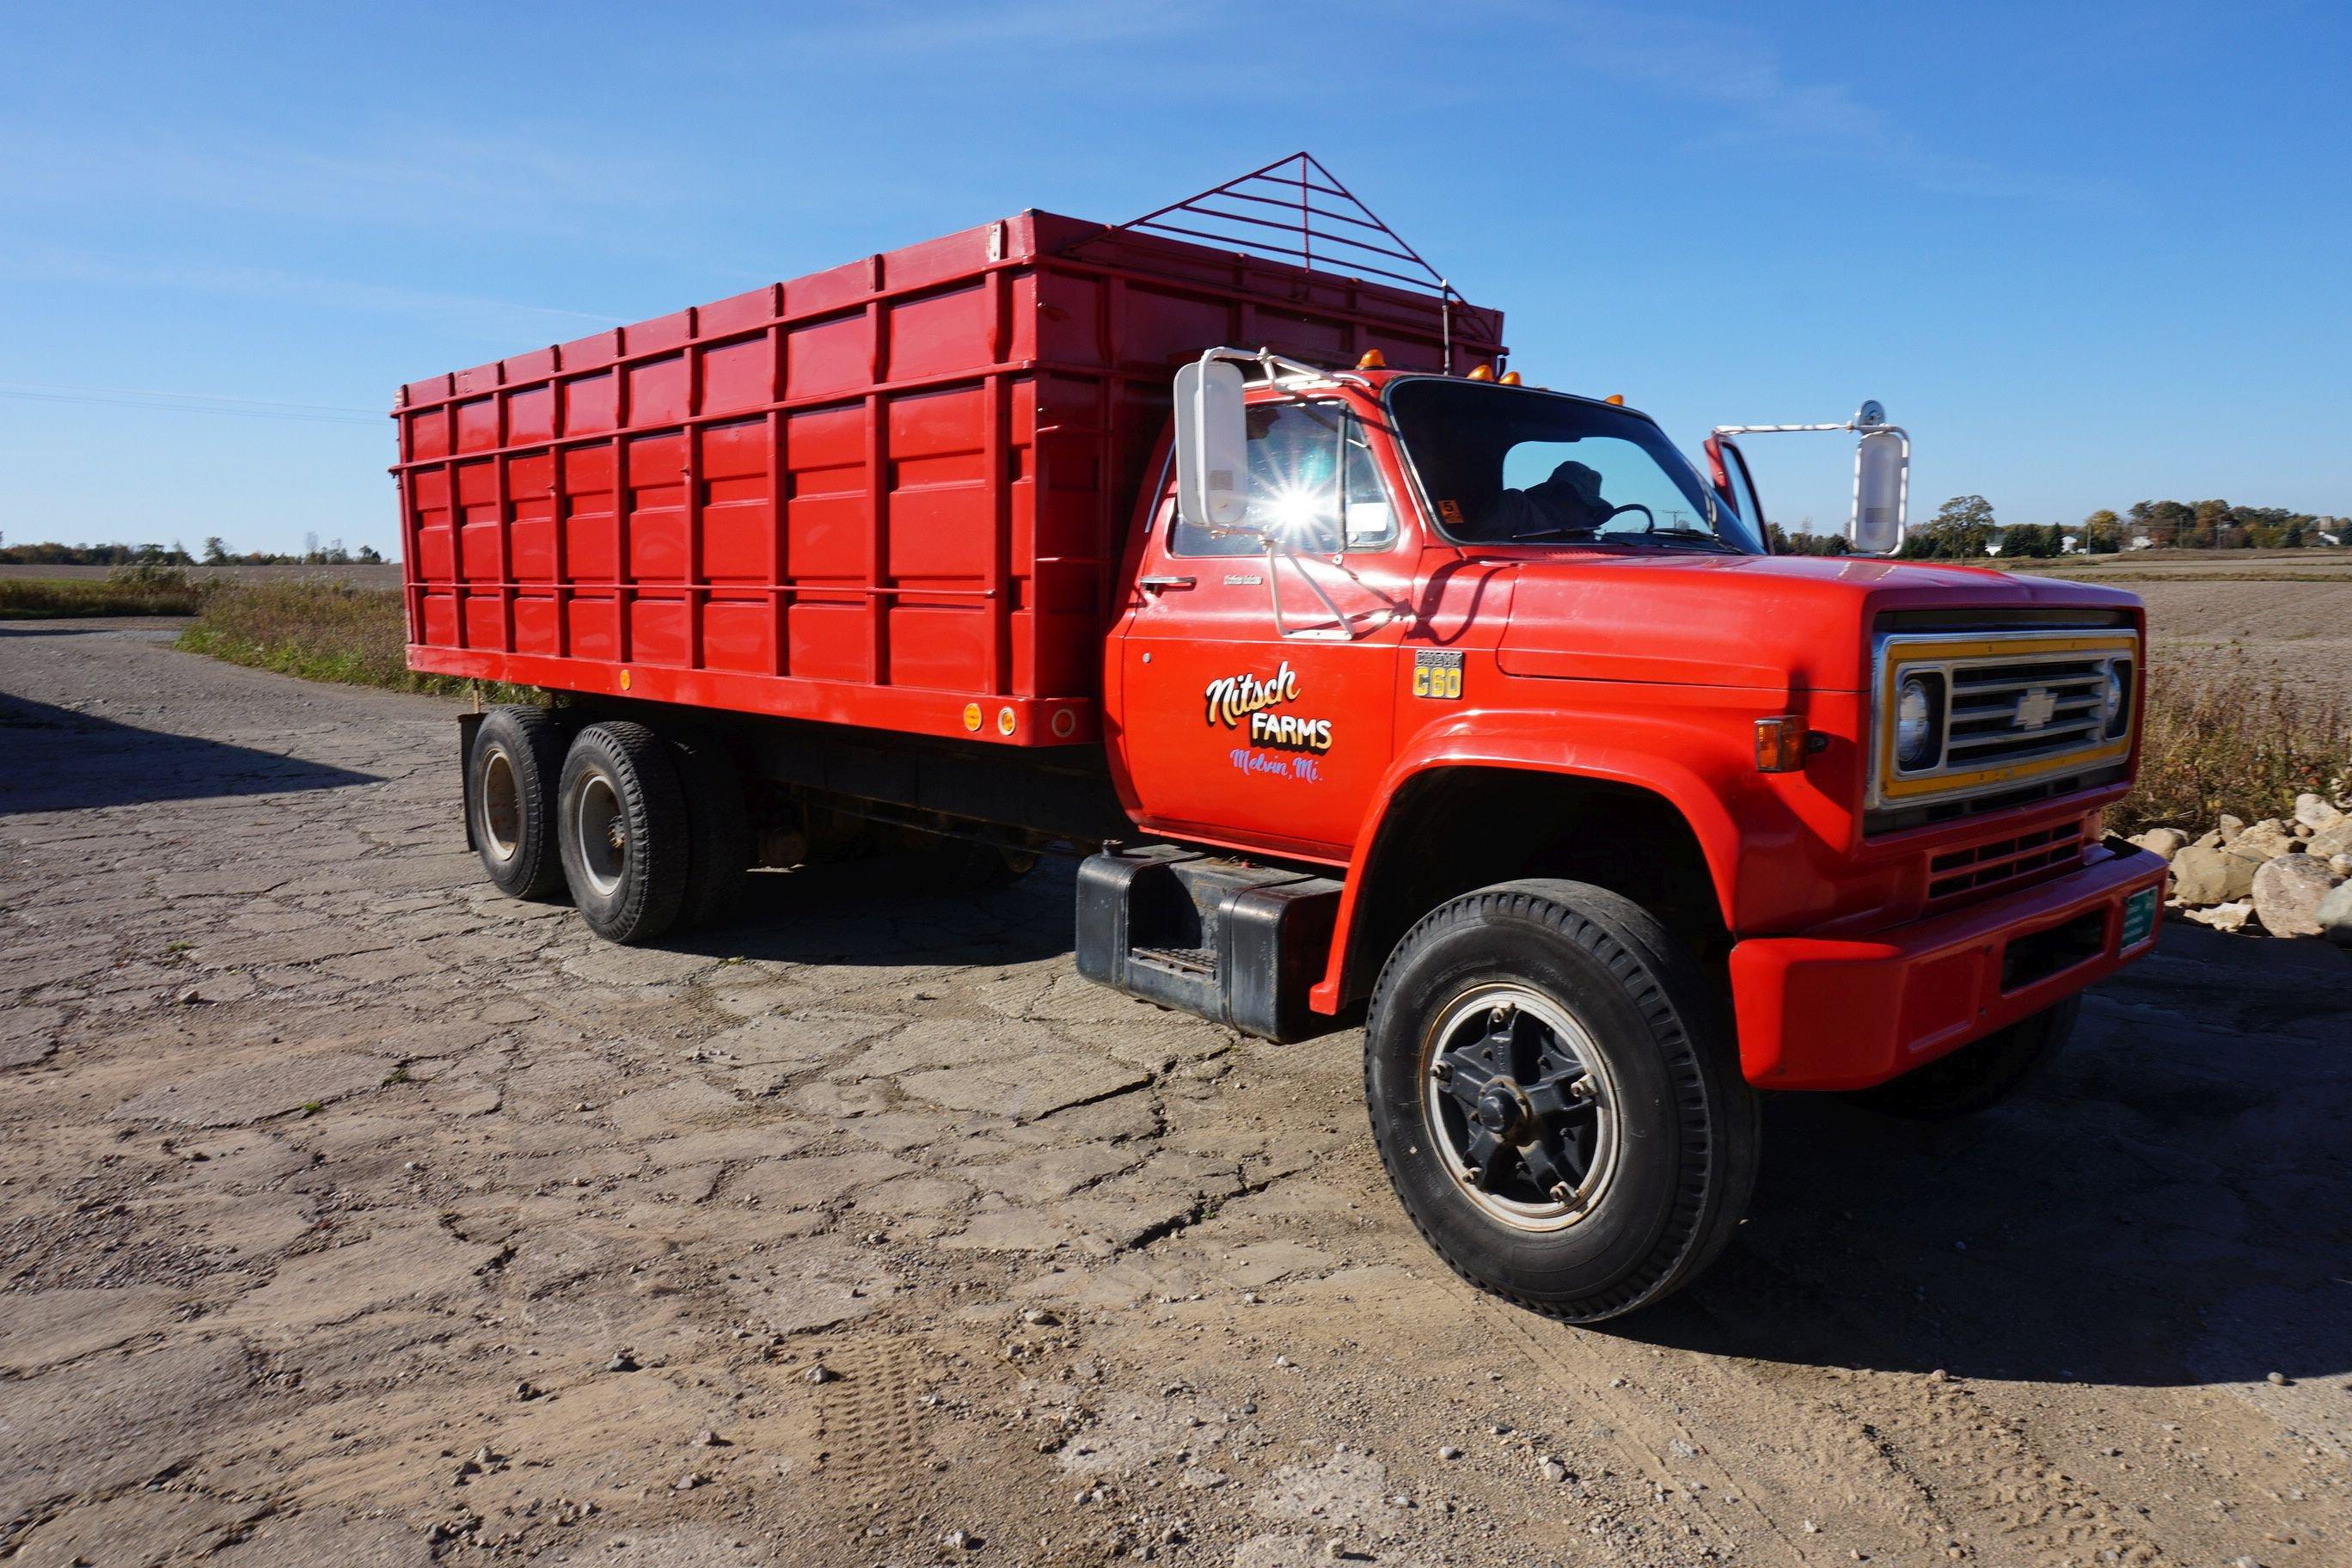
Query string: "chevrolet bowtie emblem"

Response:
xmin=2014 ymin=687 xmax=2057 ymax=729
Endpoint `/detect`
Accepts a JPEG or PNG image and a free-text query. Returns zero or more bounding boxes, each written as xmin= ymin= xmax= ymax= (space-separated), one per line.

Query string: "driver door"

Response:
xmin=1113 ymin=400 xmax=1412 ymax=859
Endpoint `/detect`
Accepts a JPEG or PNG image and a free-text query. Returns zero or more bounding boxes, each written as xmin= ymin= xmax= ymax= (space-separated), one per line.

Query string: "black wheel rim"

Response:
xmin=1419 ymin=983 xmax=1620 ymax=1231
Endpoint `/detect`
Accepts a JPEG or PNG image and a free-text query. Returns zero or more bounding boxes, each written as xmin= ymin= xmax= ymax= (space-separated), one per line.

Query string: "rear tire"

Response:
xmin=557 ymin=722 xmax=689 ymax=944
xmin=1846 ymin=996 xmax=2079 ymax=1120
xmin=1364 ymin=879 xmax=1759 ymax=1324
xmin=470 ymin=706 xmax=568 ymax=900
xmin=671 ymin=733 xmax=752 ymax=931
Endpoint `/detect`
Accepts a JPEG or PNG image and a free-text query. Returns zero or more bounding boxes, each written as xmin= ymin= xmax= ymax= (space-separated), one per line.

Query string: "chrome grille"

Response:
xmin=1944 ymin=657 xmax=2114 ymax=769
xmin=1871 ymin=628 xmax=2138 ymax=818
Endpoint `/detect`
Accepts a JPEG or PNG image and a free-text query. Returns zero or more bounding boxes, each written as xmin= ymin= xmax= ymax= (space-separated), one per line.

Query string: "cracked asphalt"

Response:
xmin=3 ymin=618 xmax=2348 ymax=1567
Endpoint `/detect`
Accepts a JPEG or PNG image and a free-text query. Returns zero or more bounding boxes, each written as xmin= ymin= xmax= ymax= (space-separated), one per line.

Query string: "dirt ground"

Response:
xmin=3 ymin=621 xmax=2348 ymax=1568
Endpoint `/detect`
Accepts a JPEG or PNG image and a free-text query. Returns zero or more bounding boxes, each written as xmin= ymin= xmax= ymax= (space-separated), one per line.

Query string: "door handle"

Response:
xmin=1138 ymin=575 xmax=1197 ymax=593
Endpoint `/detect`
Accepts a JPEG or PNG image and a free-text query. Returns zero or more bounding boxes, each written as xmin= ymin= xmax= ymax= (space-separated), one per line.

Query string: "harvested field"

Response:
xmin=1999 ymin=553 xmax=2352 ymax=702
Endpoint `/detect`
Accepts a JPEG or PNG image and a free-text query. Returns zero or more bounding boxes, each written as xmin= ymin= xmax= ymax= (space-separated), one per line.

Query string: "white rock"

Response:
xmin=2231 ymin=820 xmax=2298 ymax=861
xmin=2168 ymin=846 xmax=2257 ymax=905
xmin=2128 ymin=827 xmax=2188 ymax=859
xmin=2295 ymin=793 xmax=2345 ymax=831
xmin=2251 ymin=854 xmax=2340 ymax=938
xmin=2317 ymin=879 xmax=2352 ymax=949
xmin=2179 ymin=900 xmax=2254 ymax=933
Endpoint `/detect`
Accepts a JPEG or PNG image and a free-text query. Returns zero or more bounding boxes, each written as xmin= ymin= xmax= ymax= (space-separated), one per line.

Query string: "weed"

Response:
xmin=383 ymin=1064 xmax=412 ymax=1086
xmin=2113 ymin=668 xmax=2350 ymax=833
xmin=300 ymin=1101 xmax=324 ymax=1118
xmin=0 ymin=567 xmax=205 ymax=619
xmin=175 ymin=581 xmax=539 ymax=702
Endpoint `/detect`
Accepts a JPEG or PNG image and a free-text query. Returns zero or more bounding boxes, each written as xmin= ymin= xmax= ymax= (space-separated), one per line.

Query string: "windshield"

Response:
xmin=1387 ymin=378 xmax=1762 ymax=554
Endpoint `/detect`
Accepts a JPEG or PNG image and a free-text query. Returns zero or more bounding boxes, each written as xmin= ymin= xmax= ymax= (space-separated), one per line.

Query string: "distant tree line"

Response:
xmin=0 ymin=531 xmax=384 ymax=567
xmin=1894 ymin=494 xmax=2349 ymax=560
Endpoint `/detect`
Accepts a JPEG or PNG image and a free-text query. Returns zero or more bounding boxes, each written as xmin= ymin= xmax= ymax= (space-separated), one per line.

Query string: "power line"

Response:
xmin=0 ymin=379 xmax=383 ymax=425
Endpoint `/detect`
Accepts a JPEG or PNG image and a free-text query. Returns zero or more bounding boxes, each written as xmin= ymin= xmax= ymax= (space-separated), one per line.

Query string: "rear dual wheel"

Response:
xmin=1365 ymin=879 xmax=1759 ymax=1323
xmin=557 ymin=721 xmax=690 ymax=943
xmin=470 ymin=706 xmax=568 ymax=899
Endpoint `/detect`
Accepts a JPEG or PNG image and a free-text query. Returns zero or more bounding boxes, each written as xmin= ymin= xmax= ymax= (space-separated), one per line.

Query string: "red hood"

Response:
xmin=1491 ymin=552 xmax=2143 ymax=694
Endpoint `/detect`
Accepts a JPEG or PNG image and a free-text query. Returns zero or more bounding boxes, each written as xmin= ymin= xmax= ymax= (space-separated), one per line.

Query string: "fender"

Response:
xmin=1308 ymin=701 xmax=1770 ymax=1014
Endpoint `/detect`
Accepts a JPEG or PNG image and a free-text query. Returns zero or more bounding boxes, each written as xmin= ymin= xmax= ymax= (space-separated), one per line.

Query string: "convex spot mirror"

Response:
xmin=1174 ymin=359 xmax=1248 ymax=530
xmin=1851 ymin=429 xmax=1908 ymax=554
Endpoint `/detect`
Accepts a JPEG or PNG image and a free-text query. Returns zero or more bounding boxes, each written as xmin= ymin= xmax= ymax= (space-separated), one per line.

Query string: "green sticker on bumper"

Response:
xmin=2120 ymin=886 xmax=2158 ymax=948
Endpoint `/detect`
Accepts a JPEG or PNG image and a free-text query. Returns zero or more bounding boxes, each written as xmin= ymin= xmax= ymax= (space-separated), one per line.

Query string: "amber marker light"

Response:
xmin=1356 ymin=349 xmax=1387 ymax=370
xmin=1755 ymin=716 xmax=1808 ymax=773
xmin=1604 ymin=394 xmax=1626 ymax=406
xmin=1498 ymin=371 xmax=1522 ymax=385
xmin=1466 ymin=364 xmax=1494 ymax=381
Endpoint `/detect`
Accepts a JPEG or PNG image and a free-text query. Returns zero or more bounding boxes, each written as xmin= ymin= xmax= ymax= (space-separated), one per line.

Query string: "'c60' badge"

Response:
xmin=1412 ymin=649 xmax=1464 ymax=701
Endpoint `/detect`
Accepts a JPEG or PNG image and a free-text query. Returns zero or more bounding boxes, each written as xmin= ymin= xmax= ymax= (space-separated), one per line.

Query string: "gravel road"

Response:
xmin=3 ymin=620 xmax=2347 ymax=1567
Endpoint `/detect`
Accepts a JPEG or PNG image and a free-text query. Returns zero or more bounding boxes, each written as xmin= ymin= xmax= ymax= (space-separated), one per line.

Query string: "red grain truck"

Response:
xmin=400 ymin=158 xmax=2168 ymax=1320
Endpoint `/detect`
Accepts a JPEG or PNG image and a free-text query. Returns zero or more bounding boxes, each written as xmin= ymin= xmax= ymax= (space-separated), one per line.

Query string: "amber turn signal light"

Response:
xmin=1356 ymin=349 xmax=1387 ymax=370
xmin=1755 ymin=716 xmax=1808 ymax=773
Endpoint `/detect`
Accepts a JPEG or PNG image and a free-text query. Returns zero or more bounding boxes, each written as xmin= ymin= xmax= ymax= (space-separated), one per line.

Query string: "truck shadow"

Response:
xmin=1625 ymin=924 xmax=2352 ymax=1390
xmin=646 ymin=855 xmax=1080 ymax=969
xmin=0 ymin=694 xmax=380 ymax=815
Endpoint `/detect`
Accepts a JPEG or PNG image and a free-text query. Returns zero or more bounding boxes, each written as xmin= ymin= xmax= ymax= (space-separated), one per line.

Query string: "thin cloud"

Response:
xmin=796 ymin=0 xmax=1210 ymax=52
xmin=1479 ymin=2 xmax=2113 ymax=205
xmin=0 ymin=247 xmax=622 ymax=335
xmin=0 ymin=126 xmax=693 ymax=234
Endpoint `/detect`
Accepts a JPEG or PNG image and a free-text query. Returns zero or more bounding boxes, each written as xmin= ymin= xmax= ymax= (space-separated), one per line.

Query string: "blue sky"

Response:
xmin=3 ymin=1 xmax=2347 ymax=555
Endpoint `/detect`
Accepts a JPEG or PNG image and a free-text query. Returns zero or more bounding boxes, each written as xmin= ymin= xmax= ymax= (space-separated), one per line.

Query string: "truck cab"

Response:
xmin=1083 ymin=352 xmax=2166 ymax=1317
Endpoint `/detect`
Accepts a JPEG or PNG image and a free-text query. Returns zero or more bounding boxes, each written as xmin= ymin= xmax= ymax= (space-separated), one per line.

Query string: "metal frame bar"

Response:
xmin=1118 ymin=152 xmax=1469 ymax=309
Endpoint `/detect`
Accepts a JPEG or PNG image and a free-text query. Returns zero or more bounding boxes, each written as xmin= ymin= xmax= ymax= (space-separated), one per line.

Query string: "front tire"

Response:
xmin=470 ymin=706 xmax=568 ymax=900
xmin=1364 ymin=879 xmax=1759 ymax=1323
xmin=1846 ymin=996 xmax=2079 ymax=1120
xmin=557 ymin=722 xmax=689 ymax=944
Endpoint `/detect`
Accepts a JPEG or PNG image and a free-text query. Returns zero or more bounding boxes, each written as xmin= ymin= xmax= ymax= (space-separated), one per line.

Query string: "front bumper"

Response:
xmin=1728 ymin=841 xmax=2168 ymax=1091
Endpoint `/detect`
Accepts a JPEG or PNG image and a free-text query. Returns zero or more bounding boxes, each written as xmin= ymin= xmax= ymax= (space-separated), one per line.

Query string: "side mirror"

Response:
xmin=1173 ymin=358 xmax=1248 ymax=530
xmin=1850 ymin=430 xmax=1908 ymax=554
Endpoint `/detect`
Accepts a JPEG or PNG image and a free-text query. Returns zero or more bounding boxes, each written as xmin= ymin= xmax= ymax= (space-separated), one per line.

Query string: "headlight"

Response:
xmin=1896 ymin=673 xmax=1937 ymax=769
xmin=2099 ymin=660 xmax=2129 ymax=737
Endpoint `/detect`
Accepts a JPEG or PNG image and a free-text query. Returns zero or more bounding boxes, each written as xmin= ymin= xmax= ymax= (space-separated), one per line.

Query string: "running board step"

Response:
xmin=1075 ymin=848 xmax=1342 ymax=1043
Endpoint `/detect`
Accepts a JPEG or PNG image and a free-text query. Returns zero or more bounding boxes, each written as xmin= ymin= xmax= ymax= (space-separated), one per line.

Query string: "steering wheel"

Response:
xmin=1515 ymin=502 xmax=1657 ymax=542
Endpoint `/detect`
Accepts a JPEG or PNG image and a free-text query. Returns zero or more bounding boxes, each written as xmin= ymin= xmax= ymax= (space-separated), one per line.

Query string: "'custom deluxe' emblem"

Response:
xmin=2014 ymin=687 xmax=2057 ymax=729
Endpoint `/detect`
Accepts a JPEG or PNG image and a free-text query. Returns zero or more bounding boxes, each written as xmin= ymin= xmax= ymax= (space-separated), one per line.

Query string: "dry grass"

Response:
xmin=175 ymin=581 xmax=537 ymax=702
xmin=2114 ymin=668 xmax=2350 ymax=833
xmin=0 ymin=567 xmax=205 ymax=618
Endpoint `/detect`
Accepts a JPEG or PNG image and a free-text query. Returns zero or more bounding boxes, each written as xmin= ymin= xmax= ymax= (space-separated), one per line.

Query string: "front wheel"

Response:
xmin=1364 ymin=880 xmax=1759 ymax=1323
xmin=1845 ymin=996 xmax=2079 ymax=1120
